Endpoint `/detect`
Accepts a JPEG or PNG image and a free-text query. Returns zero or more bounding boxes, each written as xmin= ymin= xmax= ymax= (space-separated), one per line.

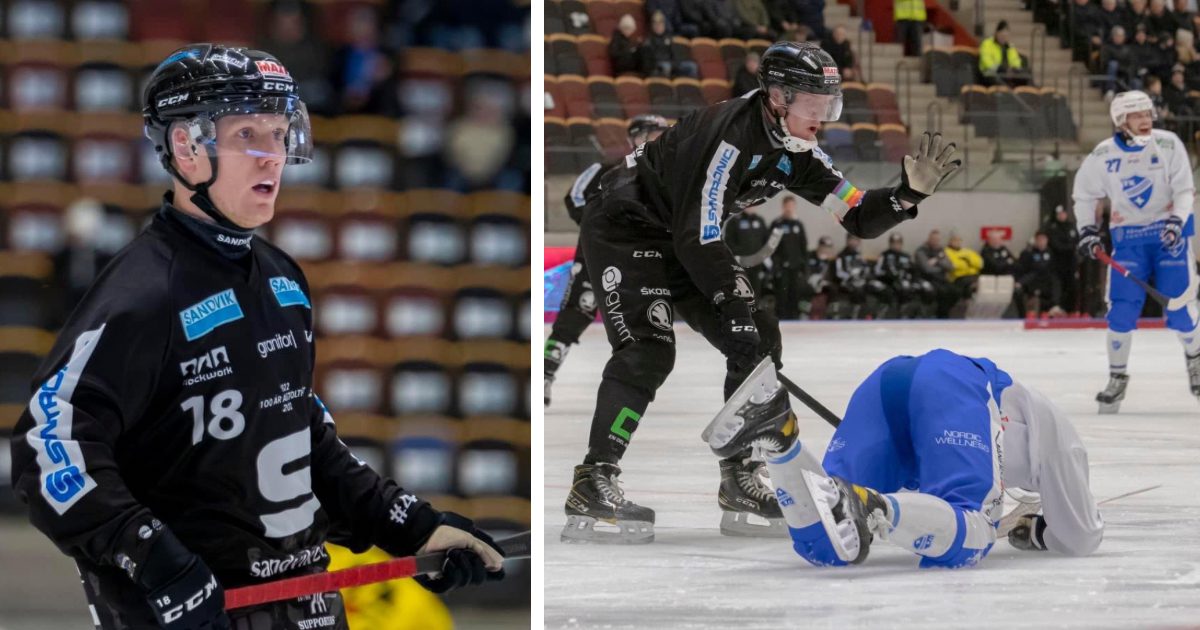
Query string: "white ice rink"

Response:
xmin=544 ymin=321 xmax=1200 ymax=629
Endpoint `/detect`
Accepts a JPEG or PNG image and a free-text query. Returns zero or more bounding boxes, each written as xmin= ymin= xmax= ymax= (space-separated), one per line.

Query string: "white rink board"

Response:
xmin=543 ymin=321 xmax=1200 ymax=629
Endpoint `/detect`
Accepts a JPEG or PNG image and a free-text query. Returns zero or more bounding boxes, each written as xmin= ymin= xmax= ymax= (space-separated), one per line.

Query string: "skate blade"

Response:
xmin=997 ymin=500 xmax=1041 ymax=537
xmin=800 ymin=469 xmax=860 ymax=563
xmin=560 ymin=514 xmax=654 ymax=544
xmin=701 ymin=357 xmax=778 ymax=450
xmin=1097 ymin=401 xmax=1121 ymax=414
xmin=718 ymin=511 xmax=788 ymax=538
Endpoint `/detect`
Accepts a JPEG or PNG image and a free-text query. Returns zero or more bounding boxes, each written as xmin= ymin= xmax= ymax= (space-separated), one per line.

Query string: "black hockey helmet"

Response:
xmin=627 ymin=114 xmax=669 ymax=144
xmin=143 ymin=44 xmax=312 ymax=226
xmin=756 ymin=42 xmax=843 ymax=152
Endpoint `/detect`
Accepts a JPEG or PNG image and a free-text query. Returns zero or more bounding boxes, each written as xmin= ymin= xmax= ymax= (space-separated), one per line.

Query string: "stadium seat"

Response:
xmin=0 ymin=349 xmax=41 ymax=405
xmin=585 ymin=0 xmax=620 ymax=39
xmin=71 ymin=113 xmax=141 ymax=184
xmin=557 ymin=74 xmax=592 ymax=118
xmin=6 ymin=0 xmax=68 ymax=39
xmin=950 ymin=46 xmax=980 ymax=86
xmin=700 ymin=78 xmax=732 ymax=105
xmin=200 ymin=0 xmax=255 ymax=45
xmin=1013 ymin=86 xmax=1046 ymax=139
xmin=673 ymin=77 xmax=706 ymax=113
xmin=576 ymin=34 xmax=612 ymax=77
xmin=587 ymin=76 xmax=622 ymax=118
xmin=388 ymin=416 xmax=458 ymax=493
xmin=559 ymin=0 xmax=593 ymax=35
xmin=992 ymin=86 xmax=1031 ymax=140
xmin=851 ymin=123 xmax=880 ymax=161
xmin=545 ymin=0 xmax=566 ymax=34
xmin=383 ymin=286 xmax=447 ymax=338
xmin=457 ymin=431 xmax=522 ymax=496
xmin=961 ymin=85 xmax=996 ymax=137
xmin=332 ymin=116 xmax=400 ymax=190
xmin=71 ymin=1 xmax=130 ymax=40
xmin=468 ymin=214 xmax=528 ymax=267
xmin=670 ymin=37 xmax=695 ymax=67
xmin=319 ymin=358 xmax=388 ymax=414
xmin=452 ymin=287 xmax=515 ymax=340
xmin=819 ymin=122 xmax=854 ymax=162
xmin=548 ymin=34 xmax=587 ymax=75
xmin=271 ymin=208 xmax=337 ymax=263
xmin=593 ymin=117 xmax=628 ymax=160
xmin=390 ymin=358 xmax=456 ymax=416
xmin=746 ymin=39 xmax=772 ymax=55
xmin=866 ymin=83 xmax=903 ymax=126
xmin=405 ymin=213 xmax=468 ymax=266
xmin=127 ymin=0 xmax=193 ymax=40
xmin=338 ymin=210 xmax=400 ymax=262
xmin=1040 ymin=88 xmax=1077 ymax=140
xmin=644 ymin=77 xmax=676 ymax=117
xmin=690 ymin=37 xmax=726 ymax=81
xmin=544 ymin=116 xmax=574 ymax=174
xmin=878 ymin=124 xmax=910 ymax=163
xmin=566 ymin=116 xmax=602 ymax=172
xmin=73 ymin=61 xmax=136 ymax=112
xmin=614 ymin=76 xmax=651 ymax=117
xmin=841 ymin=82 xmax=870 ymax=126
xmin=315 ymin=284 xmax=382 ymax=337
xmin=458 ymin=362 xmax=520 ymax=418
xmin=7 ymin=42 xmax=73 ymax=112
xmin=545 ymin=75 xmax=566 ymax=118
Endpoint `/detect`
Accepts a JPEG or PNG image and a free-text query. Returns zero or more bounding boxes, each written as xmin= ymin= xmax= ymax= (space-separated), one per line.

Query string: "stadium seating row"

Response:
xmin=545 ymin=0 xmax=648 ymax=38
xmin=546 ymin=33 xmax=772 ymax=80
xmin=959 ymin=85 xmax=1077 ymax=140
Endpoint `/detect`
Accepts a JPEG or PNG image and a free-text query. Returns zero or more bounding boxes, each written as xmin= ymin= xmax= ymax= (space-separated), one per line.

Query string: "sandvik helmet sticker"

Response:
xmin=1120 ymin=175 xmax=1153 ymax=209
xmin=648 ymin=300 xmax=673 ymax=331
xmin=602 ymin=266 xmax=622 ymax=291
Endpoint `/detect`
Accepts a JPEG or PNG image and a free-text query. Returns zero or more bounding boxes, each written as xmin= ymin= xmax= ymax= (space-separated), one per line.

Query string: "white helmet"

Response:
xmin=1109 ymin=90 xmax=1157 ymax=145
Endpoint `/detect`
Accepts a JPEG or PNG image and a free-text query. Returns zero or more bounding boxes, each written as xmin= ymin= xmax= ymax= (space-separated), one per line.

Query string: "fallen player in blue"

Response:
xmin=704 ymin=349 xmax=1104 ymax=568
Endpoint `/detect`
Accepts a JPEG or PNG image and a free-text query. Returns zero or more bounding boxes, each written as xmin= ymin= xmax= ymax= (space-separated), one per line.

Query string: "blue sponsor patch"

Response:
xmin=270 ymin=276 xmax=311 ymax=309
xmin=913 ymin=534 xmax=935 ymax=551
xmin=748 ymin=154 xmax=762 ymax=170
xmin=776 ymin=155 xmax=792 ymax=175
xmin=180 ymin=289 xmax=244 ymax=341
xmin=1121 ymin=175 xmax=1153 ymax=209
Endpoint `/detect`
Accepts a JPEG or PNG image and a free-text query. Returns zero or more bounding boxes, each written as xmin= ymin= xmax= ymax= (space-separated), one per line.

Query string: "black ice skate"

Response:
xmin=544 ymin=340 xmax=569 ymax=407
xmin=562 ymin=463 xmax=655 ymax=544
xmin=1096 ymin=372 xmax=1129 ymax=414
xmin=717 ymin=458 xmax=787 ymax=538
xmin=702 ymin=358 xmax=798 ymax=459
xmin=1187 ymin=353 xmax=1200 ymax=400
xmin=802 ymin=473 xmax=878 ymax=564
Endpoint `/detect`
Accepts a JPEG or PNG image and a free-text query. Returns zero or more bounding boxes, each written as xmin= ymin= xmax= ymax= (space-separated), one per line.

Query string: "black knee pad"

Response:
xmin=603 ymin=339 xmax=676 ymax=395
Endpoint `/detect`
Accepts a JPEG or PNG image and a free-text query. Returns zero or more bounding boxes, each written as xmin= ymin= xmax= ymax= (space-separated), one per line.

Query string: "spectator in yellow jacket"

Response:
xmin=979 ymin=21 xmax=1030 ymax=87
xmin=945 ymin=231 xmax=984 ymax=310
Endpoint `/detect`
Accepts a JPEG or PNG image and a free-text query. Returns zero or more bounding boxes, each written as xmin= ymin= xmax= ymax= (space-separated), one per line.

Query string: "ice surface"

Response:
xmin=544 ymin=321 xmax=1200 ymax=629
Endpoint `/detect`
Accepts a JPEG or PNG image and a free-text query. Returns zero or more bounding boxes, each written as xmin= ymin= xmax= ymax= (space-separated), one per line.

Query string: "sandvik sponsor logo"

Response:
xmin=249 ymin=544 xmax=329 ymax=578
xmin=700 ymin=141 xmax=740 ymax=244
xmin=216 ymin=233 xmax=252 ymax=248
xmin=270 ymin=276 xmax=311 ymax=309
xmin=180 ymin=289 xmax=244 ymax=341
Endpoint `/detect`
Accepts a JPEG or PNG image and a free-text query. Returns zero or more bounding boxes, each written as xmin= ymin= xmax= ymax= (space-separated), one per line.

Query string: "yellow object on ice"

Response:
xmin=326 ymin=544 xmax=454 ymax=630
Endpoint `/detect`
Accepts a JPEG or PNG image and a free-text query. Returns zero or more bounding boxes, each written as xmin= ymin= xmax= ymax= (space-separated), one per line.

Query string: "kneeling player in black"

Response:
xmin=545 ymin=115 xmax=670 ymax=407
xmin=10 ymin=45 xmax=503 ymax=630
xmin=562 ymin=41 xmax=961 ymax=543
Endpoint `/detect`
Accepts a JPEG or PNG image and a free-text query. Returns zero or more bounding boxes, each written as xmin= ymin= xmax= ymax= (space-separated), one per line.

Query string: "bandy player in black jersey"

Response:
xmin=561 ymin=42 xmax=962 ymax=543
xmin=10 ymin=45 xmax=504 ymax=630
xmin=544 ymin=114 xmax=670 ymax=407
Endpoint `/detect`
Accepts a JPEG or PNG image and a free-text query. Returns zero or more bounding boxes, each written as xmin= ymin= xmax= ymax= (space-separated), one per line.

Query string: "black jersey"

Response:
xmin=834 ymin=246 xmax=871 ymax=288
xmin=630 ymin=89 xmax=916 ymax=303
xmin=769 ymin=217 xmax=808 ymax=269
xmin=10 ymin=200 xmax=438 ymax=594
xmin=874 ymin=249 xmax=918 ymax=284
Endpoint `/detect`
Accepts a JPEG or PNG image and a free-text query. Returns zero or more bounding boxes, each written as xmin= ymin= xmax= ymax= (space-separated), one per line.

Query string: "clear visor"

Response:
xmin=168 ymin=98 xmax=313 ymax=165
xmin=778 ymin=90 xmax=843 ymax=122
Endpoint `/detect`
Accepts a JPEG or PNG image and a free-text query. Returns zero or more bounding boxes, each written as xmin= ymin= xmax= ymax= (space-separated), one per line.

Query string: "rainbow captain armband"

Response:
xmin=820 ymin=180 xmax=865 ymax=222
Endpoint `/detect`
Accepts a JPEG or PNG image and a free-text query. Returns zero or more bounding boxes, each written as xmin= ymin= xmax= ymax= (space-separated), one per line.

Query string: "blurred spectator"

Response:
xmin=915 ymin=229 xmax=957 ymax=317
xmin=1145 ymin=74 xmax=1168 ymax=118
xmin=1070 ymin=0 xmax=1103 ymax=61
xmin=794 ymin=0 xmax=827 ymax=41
xmin=733 ymin=52 xmax=761 ymax=95
xmin=733 ymin=0 xmax=776 ymax=40
xmin=1016 ymin=231 xmax=1064 ymax=316
xmin=331 ymin=5 xmax=399 ymax=115
xmin=1043 ymin=205 xmax=1080 ymax=313
xmin=1148 ymin=0 xmax=1176 ymax=39
xmin=1125 ymin=0 xmax=1150 ymax=35
xmin=834 ymin=234 xmax=886 ymax=319
xmin=1102 ymin=25 xmax=1137 ymax=98
xmin=764 ymin=0 xmax=802 ymax=40
xmin=979 ymin=21 xmax=1029 ymax=87
xmin=609 ymin=14 xmax=642 ymax=76
xmin=945 ymin=231 xmax=983 ymax=308
xmin=1174 ymin=0 xmax=1196 ymax=36
xmin=647 ymin=0 xmax=700 ymax=37
xmin=1175 ymin=30 xmax=1200 ymax=89
xmin=1130 ymin=24 xmax=1163 ymax=80
xmin=802 ymin=235 xmax=837 ymax=319
xmin=641 ymin=11 xmax=699 ymax=78
xmin=770 ymin=197 xmax=808 ymax=319
xmin=894 ymin=0 xmax=926 ymax=57
xmin=822 ymin=25 xmax=858 ymax=82
xmin=1163 ymin=65 xmax=1196 ymax=138
xmin=53 ymin=199 xmax=129 ymax=319
xmin=790 ymin=24 xmax=813 ymax=44
xmin=874 ymin=233 xmax=937 ymax=319
xmin=445 ymin=79 xmax=517 ymax=190
xmin=723 ymin=205 xmax=770 ymax=297
xmin=980 ymin=231 xmax=1018 ymax=276
xmin=258 ymin=0 xmax=333 ymax=115
xmin=691 ymin=0 xmax=759 ymax=40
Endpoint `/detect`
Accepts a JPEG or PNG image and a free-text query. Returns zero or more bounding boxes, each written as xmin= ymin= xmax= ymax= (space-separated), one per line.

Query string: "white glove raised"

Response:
xmin=896 ymin=131 xmax=962 ymax=205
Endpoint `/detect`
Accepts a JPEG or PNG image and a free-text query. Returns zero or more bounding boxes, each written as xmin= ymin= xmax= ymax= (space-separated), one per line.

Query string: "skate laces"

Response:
xmin=736 ymin=460 xmax=775 ymax=503
xmin=594 ymin=466 xmax=631 ymax=505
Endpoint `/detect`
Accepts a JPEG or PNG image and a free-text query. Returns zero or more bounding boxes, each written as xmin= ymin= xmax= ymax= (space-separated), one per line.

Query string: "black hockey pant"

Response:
xmin=579 ymin=204 xmax=781 ymax=465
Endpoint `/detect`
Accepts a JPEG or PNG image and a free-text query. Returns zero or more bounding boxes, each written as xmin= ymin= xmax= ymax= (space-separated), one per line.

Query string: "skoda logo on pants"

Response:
xmin=648 ymin=299 xmax=672 ymax=331
xmin=602 ymin=266 xmax=622 ymax=291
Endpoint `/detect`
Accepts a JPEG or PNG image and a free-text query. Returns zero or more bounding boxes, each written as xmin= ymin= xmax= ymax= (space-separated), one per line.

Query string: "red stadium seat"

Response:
xmin=557 ymin=74 xmax=593 ymax=118
xmin=841 ymin=82 xmax=870 ymax=125
xmin=851 ymin=123 xmax=880 ymax=161
xmin=576 ymin=34 xmax=612 ymax=76
xmin=127 ymin=0 xmax=193 ymax=41
xmin=878 ymin=123 xmax=910 ymax=163
xmin=585 ymin=0 xmax=620 ymax=39
xmin=689 ymin=37 xmax=727 ymax=81
xmin=587 ymin=76 xmax=623 ymax=118
xmin=673 ymin=77 xmax=706 ymax=113
xmin=700 ymin=78 xmax=732 ymax=104
xmin=718 ymin=38 xmax=747 ymax=80
xmin=544 ymin=75 xmax=567 ymax=118
xmin=614 ymin=76 xmax=651 ymax=117
xmin=644 ymin=76 xmax=676 ymax=117
xmin=866 ymin=83 xmax=903 ymax=126
xmin=548 ymin=33 xmax=587 ymax=75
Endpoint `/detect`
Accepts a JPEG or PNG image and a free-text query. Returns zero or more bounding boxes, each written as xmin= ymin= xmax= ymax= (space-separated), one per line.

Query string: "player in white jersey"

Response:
xmin=1072 ymin=90 xmax=1200 ymax=412
xmin=704 ymin=351 xmax=1103 ymax=567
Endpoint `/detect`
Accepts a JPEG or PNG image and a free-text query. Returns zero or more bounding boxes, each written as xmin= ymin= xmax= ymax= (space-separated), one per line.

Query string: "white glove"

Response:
xmin=896 ymin=132 xmax=962 ymax=205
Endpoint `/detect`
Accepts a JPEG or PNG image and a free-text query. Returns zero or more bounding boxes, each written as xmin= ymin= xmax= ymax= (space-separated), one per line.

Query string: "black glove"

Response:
xmin=715 ymin=297 xmax=760 ymax=370
xmin=138 ymin=530 xmax=229 ymax=629
xmin=415 ymin=512 xmax=506 ymax=594
xmin=1077 ymin=225 xmax=1102 ymax=260
xmin=1007 ymin=514 xmax=1048 ymax=552
xmin=1161 ymin=215 xmax=1185 ymax=256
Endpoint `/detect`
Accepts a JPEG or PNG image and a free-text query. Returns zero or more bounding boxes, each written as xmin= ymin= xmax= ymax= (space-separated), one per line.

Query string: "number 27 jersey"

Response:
xmin=10 ymin=206 xmax=417 ymax=589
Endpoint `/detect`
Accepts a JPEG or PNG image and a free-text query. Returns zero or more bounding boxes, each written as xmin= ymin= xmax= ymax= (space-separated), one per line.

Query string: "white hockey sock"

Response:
xmin=1107 ymin=330 xmax=1133 ymax=374
xmin=880 ymin=493 xmax=995 ymax=560
xmin=1177 ymin=325 xmax=1200 ymax=357
xmin=763 ymin=440 xmax=827 ymax=529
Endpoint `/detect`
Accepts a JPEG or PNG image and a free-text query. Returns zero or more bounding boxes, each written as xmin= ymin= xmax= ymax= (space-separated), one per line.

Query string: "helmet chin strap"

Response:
xmin=1121 ymin=127 xmax=1152 ymax=146
xmin=778 ymin=116 xmax=817 ymax=152
xmin=162 ymin=145 xmax=246 ymax=232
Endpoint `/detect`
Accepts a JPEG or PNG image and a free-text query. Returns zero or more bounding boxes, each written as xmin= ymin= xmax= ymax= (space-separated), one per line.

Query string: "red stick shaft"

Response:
xmin=224 ymin=556 xmax=418 ymax=610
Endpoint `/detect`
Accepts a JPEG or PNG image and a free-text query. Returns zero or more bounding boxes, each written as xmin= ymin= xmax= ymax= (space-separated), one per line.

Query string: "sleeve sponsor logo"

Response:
xmin=270 ymin=276 xmax=312 ymax=309
xmin=700 ymin=141 xmax=740 ymax=244
xmin=180 ymin=289 xmax=244 ymax=341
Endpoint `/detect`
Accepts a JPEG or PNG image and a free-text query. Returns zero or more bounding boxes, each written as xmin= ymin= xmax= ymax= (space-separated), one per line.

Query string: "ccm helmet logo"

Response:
xmin=262 ymin=81 xmax=294 ymax=92
xmin=157 ymin=93 xmax=189 ymax=107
